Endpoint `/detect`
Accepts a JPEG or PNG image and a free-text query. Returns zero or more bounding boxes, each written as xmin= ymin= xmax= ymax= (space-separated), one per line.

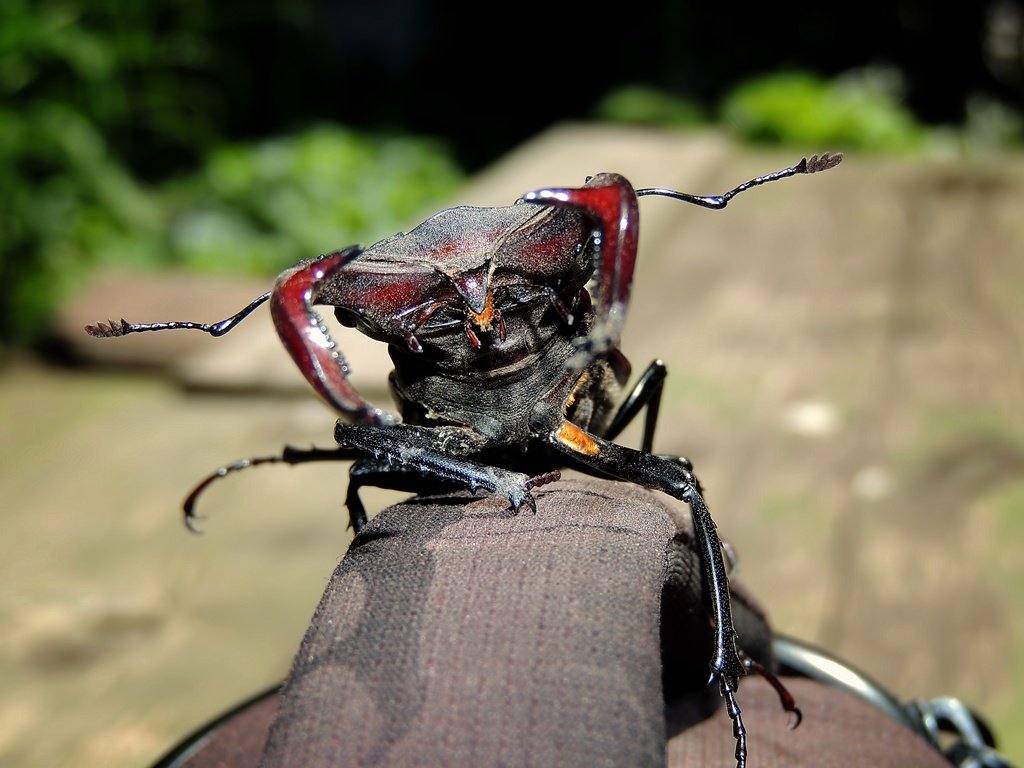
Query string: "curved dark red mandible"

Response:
xmin=270 ymin=246 xmax=400 ymax=426
xmin=522 ymin=173 xmax=640 ymax=347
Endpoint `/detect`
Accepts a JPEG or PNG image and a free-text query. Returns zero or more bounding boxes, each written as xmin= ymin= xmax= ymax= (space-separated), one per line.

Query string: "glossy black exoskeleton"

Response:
xmin=87 ymin=152 xmax=842 ymax=767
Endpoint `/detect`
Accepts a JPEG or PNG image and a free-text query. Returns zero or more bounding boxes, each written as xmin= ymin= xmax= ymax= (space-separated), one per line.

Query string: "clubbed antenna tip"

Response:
xmin=84 ymin=319 xmax=131 ymax=338
xmin=802 ymin=152 xmax=843 ymax=174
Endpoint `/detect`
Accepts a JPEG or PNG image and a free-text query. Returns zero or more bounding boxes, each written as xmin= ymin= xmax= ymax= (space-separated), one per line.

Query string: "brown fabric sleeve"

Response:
xmin=668 ymin=676 xmax=949 ymax=767
xmin=165 ymin=476 xmax=948 ymax=767
xmin=259 ymin=477 xmax=683 ymax=768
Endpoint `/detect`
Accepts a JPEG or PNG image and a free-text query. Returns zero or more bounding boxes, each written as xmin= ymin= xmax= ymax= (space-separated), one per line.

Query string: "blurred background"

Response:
xmin=1 ymin=1 xmax=1023 ymax=766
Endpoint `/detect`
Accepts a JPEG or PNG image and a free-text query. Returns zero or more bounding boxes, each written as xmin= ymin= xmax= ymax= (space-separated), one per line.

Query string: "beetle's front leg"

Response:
xmin=543 ymin=419 xmax=747 ymax=767
xmin=335 ymin=423 xmax=559 ymax=515
xmin=181 ymin=445 xmax=362 ymax=531
xmin=345 ymin=458 xmax=486 ymax=534
xmin=271 ymin=247 xmax=400 ymax=426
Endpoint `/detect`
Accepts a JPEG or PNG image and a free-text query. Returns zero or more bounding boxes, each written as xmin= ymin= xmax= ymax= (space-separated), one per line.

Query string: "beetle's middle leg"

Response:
xmin=601 ymin=359 xmax=706 ymax=498
xmin=603 ymin=359 xmax=666 ymax=454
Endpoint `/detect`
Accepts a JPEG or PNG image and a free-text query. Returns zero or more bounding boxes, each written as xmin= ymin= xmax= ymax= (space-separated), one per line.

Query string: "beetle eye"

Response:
xmin=334 ymin=307 xmax=360 ymax=328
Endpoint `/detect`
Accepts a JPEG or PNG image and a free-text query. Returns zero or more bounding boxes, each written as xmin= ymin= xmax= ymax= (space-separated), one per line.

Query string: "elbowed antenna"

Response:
xmin=84 ymin=291 xmax=272 ymax=338
xmin=636 ymin=152 xmax=843 ymax=210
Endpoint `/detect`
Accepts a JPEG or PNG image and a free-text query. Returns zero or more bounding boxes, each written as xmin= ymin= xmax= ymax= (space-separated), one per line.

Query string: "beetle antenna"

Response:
xmin=636 ymin=152 xmax=843 ymax=210
xmin=84 ymin=291 xmax=272 ymax=339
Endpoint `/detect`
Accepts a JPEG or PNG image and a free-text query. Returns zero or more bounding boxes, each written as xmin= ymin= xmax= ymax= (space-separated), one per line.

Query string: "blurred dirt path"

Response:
xmin=3 ymin=124 xmax=1023 ymax=766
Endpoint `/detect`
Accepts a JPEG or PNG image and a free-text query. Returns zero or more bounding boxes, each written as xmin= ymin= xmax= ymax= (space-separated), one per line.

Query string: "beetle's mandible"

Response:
xmin=86 ymin=151 xmax=842 ymax=768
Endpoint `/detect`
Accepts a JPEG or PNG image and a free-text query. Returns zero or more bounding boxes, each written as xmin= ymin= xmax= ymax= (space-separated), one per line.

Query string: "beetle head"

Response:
xmin=324 ymin=200 xmax=592 ymax=355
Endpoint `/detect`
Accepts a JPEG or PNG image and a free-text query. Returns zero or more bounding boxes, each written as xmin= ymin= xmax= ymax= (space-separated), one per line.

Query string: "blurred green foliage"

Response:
xmin=0 ymin=0 xmax=462 ymax=346
xmin=599 ymin=69 xmax=1023 ymax=153
xmin=165 ymin=128 xmax=462 ymax=277
xmin=2 ymin=0 xmax=187 ymax=343
xmin=4 ymin=0 xmax=1019 ymax=348
xmin=725 ymin=69 xmax=1023 ymax=151
xmin=592 ymin=85 xmax=705 ymax=130
xmin=721 ymin=69 xmax=927 ymax=152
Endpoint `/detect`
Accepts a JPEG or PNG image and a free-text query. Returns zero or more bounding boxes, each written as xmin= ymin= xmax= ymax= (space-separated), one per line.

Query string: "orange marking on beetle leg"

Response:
xmin=564 ymin=372 xmax=589 ymax=410
xmin=556 ymin=422 xmax=601 ymax=456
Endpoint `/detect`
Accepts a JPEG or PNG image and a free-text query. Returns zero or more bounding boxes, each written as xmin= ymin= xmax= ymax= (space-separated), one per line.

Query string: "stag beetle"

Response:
xmin=87 ymin=151 xmax=841 ymax=767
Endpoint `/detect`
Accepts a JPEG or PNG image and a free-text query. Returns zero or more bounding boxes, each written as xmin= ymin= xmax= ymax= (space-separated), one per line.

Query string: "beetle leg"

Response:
xmin=599 ymin=359 xmax=704 ymax=489
xmin=271 ymin=247 xmax=400 ymax=426
xmin=347 ymin=459 xmax=411 ymax=533
xmin=182 ymin=445 xmax=357 ymax=532
xmin=522 ymin=174 xmax=639 ymax=371
xmin=740 ymin=650 xmax=802 ymax=729
xmin=542 ymin=420 xmax=747 ymax=767
xmin=603 ymin=359 xmax=667 ymax=454
xmin=335 ymin=423 xmax=559 ymax=514
xmin=346 ymin=458 xmax=471 ymax=533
